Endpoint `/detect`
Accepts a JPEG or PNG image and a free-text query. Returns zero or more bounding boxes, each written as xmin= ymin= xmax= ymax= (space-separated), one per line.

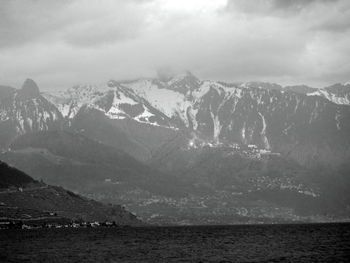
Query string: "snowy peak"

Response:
xmin=42 ymin=84 xmax=106 ymax=119
xmin=95 ymin=84 xmax=140 ymax=120
xmin=324 ymin=83 xmax=350 ymax=95
xmin=0 ymin=79 xmax=63 ymax=148
xmin=116 ymin=72 xmax=201 ymax=95
xmin=38 ymin=76 xmax=350 ymax=154
xmin=307 ymin=83 xmax=350 ymax=105
xmin=74 ymin=80 xmax=172 ymax=127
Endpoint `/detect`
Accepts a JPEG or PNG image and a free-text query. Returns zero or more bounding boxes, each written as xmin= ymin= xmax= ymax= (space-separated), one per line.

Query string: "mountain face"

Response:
xmin=277 ymin=83 xmax=350 ymax=106
xmin=322 ymin=83 xmax=350 ymax=105
xmin=303 ymin=83 xmax=349 ymax=105
xmin=0 ymin=160 xmax=141 ymax=224
xmin=41 ymin=84 xmax=106 ymax=120
xmin=284 ymin=85 xmax=318 ymax=94
xmin=0 ymin=79 xmax=63 ymax=149
xmin=1 ymin=75 xmax=350 ymax=224
xmin=42 ymin=73 xmax=350 ymax=167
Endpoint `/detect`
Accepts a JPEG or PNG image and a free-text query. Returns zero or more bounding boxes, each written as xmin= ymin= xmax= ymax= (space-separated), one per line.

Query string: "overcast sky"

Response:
xmin=1 ymin=0 xmax=349 ymax=90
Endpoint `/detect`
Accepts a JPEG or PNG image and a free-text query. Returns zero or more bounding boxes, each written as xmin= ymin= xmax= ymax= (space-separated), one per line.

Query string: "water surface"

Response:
xmin=1 ymin=223 xmax=349 ymax=262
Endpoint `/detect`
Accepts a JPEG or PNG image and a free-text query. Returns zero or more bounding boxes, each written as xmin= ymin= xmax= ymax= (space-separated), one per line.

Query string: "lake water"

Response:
xmin=1 ymin=223 xmax=350 ymax=262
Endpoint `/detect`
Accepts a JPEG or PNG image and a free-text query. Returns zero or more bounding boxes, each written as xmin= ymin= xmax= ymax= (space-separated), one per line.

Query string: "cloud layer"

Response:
xmin=0 ymin=0 xmax=349 ymax=90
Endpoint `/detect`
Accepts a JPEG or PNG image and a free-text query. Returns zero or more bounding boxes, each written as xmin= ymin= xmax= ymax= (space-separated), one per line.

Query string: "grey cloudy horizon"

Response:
xmin=0 ymin=0 xmax=349 ymax=91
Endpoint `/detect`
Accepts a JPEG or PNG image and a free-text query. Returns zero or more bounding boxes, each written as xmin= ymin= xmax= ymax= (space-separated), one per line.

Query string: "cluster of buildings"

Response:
xmin=0 ymin=220 xmax=122 ymax=230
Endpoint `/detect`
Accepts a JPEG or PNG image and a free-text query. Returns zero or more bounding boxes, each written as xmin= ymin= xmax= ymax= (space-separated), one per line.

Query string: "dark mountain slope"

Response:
xmin=70 ymin=107 xmax=156 ymax=162
xmin=2 ymin=130 xmax=187 ymax=197
xmin=0 ymin=161 xmax=36 ymax=189
xmin=0 ymin=161 xmax=141 ymax=224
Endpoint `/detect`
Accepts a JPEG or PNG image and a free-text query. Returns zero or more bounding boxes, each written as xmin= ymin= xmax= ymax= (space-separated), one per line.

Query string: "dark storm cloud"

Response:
xmin=0 ymin=0 xmax=151 ymax=48
xmin=272 ymin=0 xmax=338 ymax=11
xmin=0 ymin=0 xmax=349 ymax=90
xmin=312 ymin=7 xmax=350 ymax=32
xmin=225 ymin=0 xmax=341 ymax=15
xmin=0 ymin=0 xmax=70 ymax=47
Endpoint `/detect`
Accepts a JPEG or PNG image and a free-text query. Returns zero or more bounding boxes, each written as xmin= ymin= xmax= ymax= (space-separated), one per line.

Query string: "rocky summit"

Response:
xmin=18 ymin=78 xmax=41 ymax=100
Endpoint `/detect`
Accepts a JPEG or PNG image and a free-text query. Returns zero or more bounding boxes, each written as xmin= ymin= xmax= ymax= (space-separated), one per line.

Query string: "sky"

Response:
xmin=0 ymin=0 xmax=350 ymax=90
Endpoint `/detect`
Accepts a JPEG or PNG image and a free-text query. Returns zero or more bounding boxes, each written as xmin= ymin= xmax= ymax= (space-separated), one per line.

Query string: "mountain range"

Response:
xmin=1 ymin=73 xmax=349 ymax=224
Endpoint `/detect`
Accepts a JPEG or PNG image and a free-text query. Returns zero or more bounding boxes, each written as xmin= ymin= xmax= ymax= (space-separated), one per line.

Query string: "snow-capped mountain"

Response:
xmin=45 ymin=73 xmax=350 ymax=132
xmin=42 ymin=84 xmax=106 ymax=119
xmin=3 ymin=74 xmax=350 ymax=166
xmin=40 ymin=72 xmax=350 ymax=167
xmin=1 ymin=75 xmax=350 ymax=224
xmin=307 ymin=83 xmax=350 ymax=105
xmin=94 ymin=80 xmax=173 ymax=127
xmin=0 ymin=79 xmax=62 ymax=148
xmin=281 ymin=82 xmax=350 ymax=106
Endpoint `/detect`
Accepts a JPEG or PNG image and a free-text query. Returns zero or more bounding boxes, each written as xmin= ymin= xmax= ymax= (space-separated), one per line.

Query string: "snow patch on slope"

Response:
xmin=123 ymin=79 xmax=193 ymax=126
xmin=43 ymin=84 xmax=110 ymax=118
xmin=258 ymin=112 xmax=270 ymax=150
xmin=307 ymin=89 xmax=350 ymax=105
xmin=210 ymin=105 xmax=222 ymax=142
